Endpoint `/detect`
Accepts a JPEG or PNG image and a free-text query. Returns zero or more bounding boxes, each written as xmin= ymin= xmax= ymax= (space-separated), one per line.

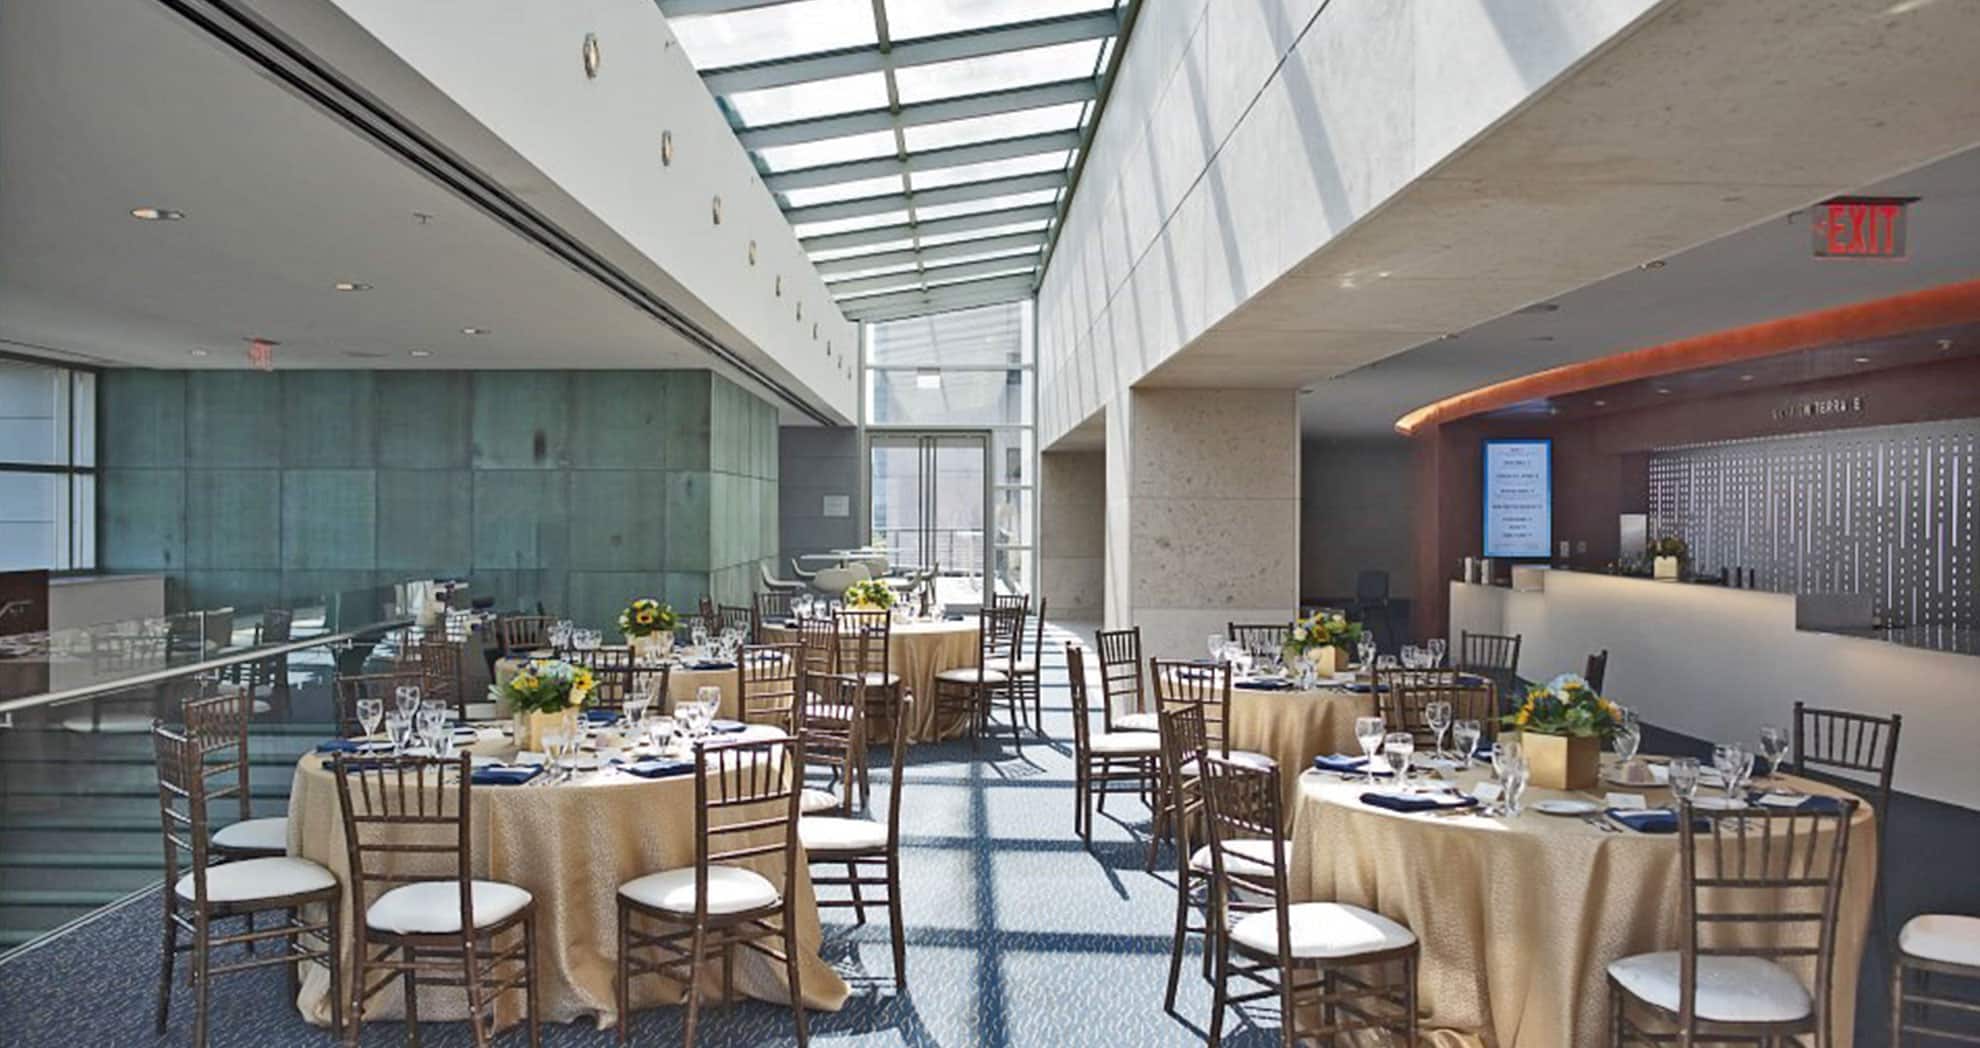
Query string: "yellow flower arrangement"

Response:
xmin=1501 ymin=673 xmax=1621 ymax=738
xmin=618 ymin=598 xmax=678 ymax=638
xmin=493 ymin=658 xmax=588 ymax=714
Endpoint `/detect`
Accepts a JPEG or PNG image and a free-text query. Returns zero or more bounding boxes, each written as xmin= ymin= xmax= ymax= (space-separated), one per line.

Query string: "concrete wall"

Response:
xmin=97 ymin=369 xmax=775 ymax=626
xmin=1299 ymin=435 xmax=1416 ymax=602
xmin=777 ymin=425 xmax=861 ymax=576
xmin=1039 ymin=449 xmax=1105 ymax=620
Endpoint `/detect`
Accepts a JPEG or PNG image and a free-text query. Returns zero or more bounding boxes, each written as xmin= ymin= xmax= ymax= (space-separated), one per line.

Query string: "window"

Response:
xmin=0 ymin=359 xmax=96 ymax=571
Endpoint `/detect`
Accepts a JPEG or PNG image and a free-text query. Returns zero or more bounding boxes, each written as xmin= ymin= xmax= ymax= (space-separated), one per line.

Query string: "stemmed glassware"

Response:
xmin=394 ymin=684 xmax=423 ymax=724
xmin=697 ymin=685 xmax=723 ymax=727
xmin=675 ymin=696 xmax=708 ymax=740
xmin=1356 ymin=635 xmax=1376 ymax=673
xmin=1714 ymin=743 xmax=1754 ymax=805
xmin=690 ymin=623 xmax=710 ymax=659
xmin=1501 ymin=755 xmax=1530 ymax=816
xmin=1207 ymin=634 xmax=1226 ymax=662
xmin=1492 ymin=739 xmax=1525 ymax=815
xmin=1426 ymin=637 xmax=1447 ymax=668
xmin=1425 ymin=700 xmax=1453 ymax=761
xmin=1668 ymin=757 xmax=1702 ymax=805
xmin=1382 ymin=732 xmax=1415 ymax=792
xmin=356 ymin=697 xmax=384 ymax=741
xmin=1353 ymin=716 xmax=1386 ymax=785
xmin=383 ymin=710 xmax=410 ymax=754
xmin=1758 ymin=724 xmax=1791 ymax=781
xmin=1452 ymin=719 xmax=1482 ymax=768
xmin=415 ymin=707 xmax=446 ymax=756
xmin=792 ymin=594 xmax=813 ymax=620
xmin=1611 ymin=706 xmax=1642 ymax=766
xmin=541 ymin=725 xmax=571 ymax=783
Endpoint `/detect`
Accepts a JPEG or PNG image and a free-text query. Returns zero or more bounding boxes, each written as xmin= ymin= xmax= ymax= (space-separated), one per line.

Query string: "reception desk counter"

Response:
xmin=1451 ymin=571 xmax=1979 ymax=809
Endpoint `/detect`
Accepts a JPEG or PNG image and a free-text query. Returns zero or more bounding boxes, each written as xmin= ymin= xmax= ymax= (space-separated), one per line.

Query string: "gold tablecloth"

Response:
xmin=1226 ymin=685 xmax=1371 ymax=818
xmin=760 ymin=619 xmax=980 ymax=742
xmin=1287 ymin=764 xmax=1876 ymax=1047
xmin=493 ymin=657 xmax=746 ymax=721
xmin=285 ymin=732 xmax=848 ymax=1029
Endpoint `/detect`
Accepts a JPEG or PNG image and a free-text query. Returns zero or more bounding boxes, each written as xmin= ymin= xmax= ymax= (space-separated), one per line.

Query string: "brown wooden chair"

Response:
xmin=797 ymin=629 xmax=876 ymax=814
xmin=932 ymin=604 xmax=1026 ymax=754
xmin=1009 ymin=597 xmax=1049 ymax=735
xmin=1608 ymin=797 xmax=1858 ymax=1048
xmin=1066 ymin=644 xmax=1159 ymax=843
xmin=571 ymin=645 xmax=638 ymax=714
xmin=1584 ymin=649 xmax=1610 ymax=694
xmin=1200 ymin=754 xmax=1419 ymax=1046
xmin=1096 ymin=627 xmax=1152 ymax=733
xmin=1156 ymin=700 xmax=1215 ymax=1015
xmin=697 ymin=595 xmax=720 ymax=635
xmin=615 ymin=735 xmax=808 ymax=1048
xmin=715 ymin=604 xmax=758 ymax=643
xmin=799 ymin=670 xmax=911 ymax=990
xmin=333 ymin=753 xmax=540 ymax=1048
xmin=182 ymin=691 xmax=287 ymax=859
xmin=1376 ymin=667 xmax=1495 ymax=750
xmin=1227 ymin=622 xmax=1291 ymax=655
xmin=1892 ymin=914 xmax=1980 ymax=1044
xmin=494 ymin=614 xmax=553 ymax=657
xmin=333 ymin=671 xmax=423 ymax=738
xmin=1792 ymin=701 xmax=1901 ymax=935
xmin=754 ymin=589 xmax=795 ymax=626
xmin=1457 ymin=629 xmax=1522 ymax=696
xmin=399 ymin=636 xmax=467 ymax=718
xmin=154 ymin=722 xmax=343 ymax=1048
xmin=1148 ymin=659 xmax=1272 ymax=873
xmin=737 ymin=643 xmax=801 ymax=732
xmin=833 ymin=607 xmax=903 ymax=752
xmin=222 ymin=606 xmax=293 ymax=701
xmin=793 ymin=617 xmax=838 ymax=686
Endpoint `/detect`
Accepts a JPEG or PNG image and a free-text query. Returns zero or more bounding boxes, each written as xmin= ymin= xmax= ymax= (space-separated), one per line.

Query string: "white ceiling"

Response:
xmin=0 ymin=0 xmax=823 ymax=420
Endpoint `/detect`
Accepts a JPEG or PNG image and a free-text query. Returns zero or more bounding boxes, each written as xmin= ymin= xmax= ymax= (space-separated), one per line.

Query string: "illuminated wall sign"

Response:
xmin=1811 ymin=198 xmax=1910 ymax=259
xmin=1771 ymin=395 xmax=1863 ymax=422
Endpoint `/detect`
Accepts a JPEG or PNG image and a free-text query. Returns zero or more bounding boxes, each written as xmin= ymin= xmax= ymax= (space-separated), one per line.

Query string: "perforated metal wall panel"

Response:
xmin=1648 ymin=419 xmax=1978 ymax=627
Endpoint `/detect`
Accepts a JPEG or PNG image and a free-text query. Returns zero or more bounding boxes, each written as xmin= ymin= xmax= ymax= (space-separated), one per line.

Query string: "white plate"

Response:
xmin=1532 ymin=799 xmax=1600 ymax=816
xmin=1691 ymin=795 xmax=1748 ymax=810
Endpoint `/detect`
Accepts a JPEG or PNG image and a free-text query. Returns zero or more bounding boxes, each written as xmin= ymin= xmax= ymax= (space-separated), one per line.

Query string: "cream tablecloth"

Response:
xmin=1286 ymin=762 xmax=1875 ymax=1047
xmin=493 ymin=656 xmax=749 ymax=722
xmin=760 ymin=618 xmax=980 ymax=742
xmin=286 ymin=731 xmax=848 ymax=1030
xmin=1226 ymin=683 xmax=1371 ymax=818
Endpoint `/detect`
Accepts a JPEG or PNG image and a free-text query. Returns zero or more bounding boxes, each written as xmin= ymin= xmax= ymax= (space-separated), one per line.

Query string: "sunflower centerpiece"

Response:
xmin=1501 ymin=673 xmax=1624 ymax=790
xmin=618 ymin=598 xmax=678 ymax=660
xmin=492 ymin=658 xmax=594 ymax=751
xmin=1282 ymin=610 xmax=1363 ymax=684
xmin=843 ymin=578 xmax=896 ymax=613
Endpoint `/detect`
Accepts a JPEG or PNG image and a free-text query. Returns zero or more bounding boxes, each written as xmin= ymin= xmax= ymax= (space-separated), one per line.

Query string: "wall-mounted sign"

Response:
xmin=1771 ymin=395 xmax=1864 ymax=422
xmin=1483 ymin=439 xmax=1552 ymax=559
xmin=821 ymin=494 xmax=850 ymax=518
xmin=1811 ymin=198 xmax=1910 ymax=259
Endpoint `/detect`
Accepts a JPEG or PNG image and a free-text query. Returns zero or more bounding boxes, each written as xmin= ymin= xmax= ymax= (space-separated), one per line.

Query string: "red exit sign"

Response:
xmin=1812 ymin=197 xmax=1910 ymax=259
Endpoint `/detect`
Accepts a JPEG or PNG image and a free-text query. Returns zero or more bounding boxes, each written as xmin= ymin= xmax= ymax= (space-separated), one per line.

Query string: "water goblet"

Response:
xmin=1426 ymin=638 xmax=1447 ymax=667
xmin=1502 ymin=757 xmax=1530 ymax=816
xmin=1425 ymin=700 xmax=1453 ymax=760
xmin=1383 ymin=732 xmax=1415 ymax=792
xmin=1375 ymin=654 xmax=1399 ymax=673
xmin=1356 ymin=635 xmax=1376 ymax=673
xmin=384 ymin=710 xmax=410 ymax=755
xmin=1668 ymin=757 xmax=1702 ymax=805
xmin=394 ymin=684 xmax=423 ymax=721
xmin=1758 ymin=724 xmax=1790 ymax=780
xmin=356 ymin=697 xmax=384 ymax=740
xmin=697 ymin=685 xmax=723 ymax=725
xmin=1354 ymin=716 xmax=1386 ymax=785
xmin=1207 ymin=634 xmax=1226 ymax=662
xmin=1492 ymin=739 xmax=1524 ymax=815
xmin=1612 ymin=707 xmax=1642 ymax=767
xmin=1452 ymin=719 xmax=1481 ymax=768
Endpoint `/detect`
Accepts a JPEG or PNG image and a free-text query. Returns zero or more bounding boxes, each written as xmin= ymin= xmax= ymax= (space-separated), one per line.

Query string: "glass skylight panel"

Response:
xmin=667 ymin=0 xmax=877 ymax=69
xmin=909 ymin=153 xmax=1070 ymax=191
xmin=925 ymin=261 xmax=1036 ymax=289
xmin=824 ymin=258 xmax=921 ymax=282
xmin=726 ymin=72 xmax=889 ymax=127
xmin=919 ymin=220 xmax=1048 ymax=247
xmin=883 ymin=0 xmax=1116 ymax=41
xmin=901 ymin=102 xmax=1087 ymax=154
xmin=922 ymin=244 xmax=1043 ymax=269
xmin=780 ymin=174 xmax=908 ymax=209
xmin=794 ymin=210 xmax=913 ymax=240
xmin=867 ymin=300 xmax=1029 ymax=366
xmin=894 ymin=40 xmax=1104 ymax=105
xmin=810 ymin=237 xmax=915 ymax=262
xmin=913 ymin=190 xmax=1061 ymax=222
xmin=756 ymin=129 xmax=899 ymax=172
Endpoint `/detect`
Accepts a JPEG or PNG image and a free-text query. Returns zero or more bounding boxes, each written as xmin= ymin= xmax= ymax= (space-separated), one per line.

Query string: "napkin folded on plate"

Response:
xmin=1359 ymin=791 xmax=1478 ymax=813
xmin=1235 ymin=678 xmax=1294 ymax=691
xmin=471 ymin=764 xmax=543 ymax=786
xmin=710 ymin=719 xmax=748 ymax=734
xmin=581 ymin=709 xmax=620 ymax=725
xmin=620 ymin=758 xmax=695 ymax=780
xmin=687 ymin=660 xmax=737 ymax=671
xmin=1606 ymin=808 xmax=1709 ymax=834
xmin=1751 ymin=792 xmax=1848 ymax=814
xmin=1341 ymin=682 xmax=1387 ymax=694
xmin=1312 ymin=753 xmax=1386 ymax=775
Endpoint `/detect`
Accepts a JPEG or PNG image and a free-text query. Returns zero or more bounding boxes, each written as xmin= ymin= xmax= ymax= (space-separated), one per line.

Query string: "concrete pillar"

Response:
xmin=1038 ymin=449 xmax=1105 ymax=621
xmin=1105 ymin=389 xmax=1301 ymax=658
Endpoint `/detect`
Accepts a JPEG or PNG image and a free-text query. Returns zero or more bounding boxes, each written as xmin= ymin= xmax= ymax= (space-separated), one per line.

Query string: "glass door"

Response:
xmin=868 ymin=432 xmax=990 ymax=608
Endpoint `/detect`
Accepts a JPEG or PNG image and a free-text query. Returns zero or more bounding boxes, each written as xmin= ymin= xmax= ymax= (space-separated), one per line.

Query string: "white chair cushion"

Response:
xmin=1606 ymin=951 xmax=1812 ymax=1024
xmin=799 ymin=815 xmax=890 ymax=853
xmin=176 ymin=856 xmax=336 ymax=904
xmin=1229 ymin=902 xmax=1415 ymax=960
xmin=936 ymin=667 xmax=1008 ymax=684
xmin=800 ymin=787 xmax=842 ymax=814
xmin=1010 ymin=659 xmax=1039 ymax=676
xmin=211 ymin=816 xmax=289 ymax=854
xmin=1179 ymin=750 xmax=1275 ymax=777
xmin=1113 ymin=711 xmax=1158 ymax=733
xmin=1189 ymin=838 xmax=1286 ymax=879
xmin=1900 ymin=914 xmax=1980 ymax=967
xmin=366 ymin=880 xmax=532 ymax=935
xmin=1089 ymin=731 xmax=1161 ymax=757
xmin=855 ymin=671 xmax=901 ymax=688
xmin=620 ymin=865 xmax=780 ymax=915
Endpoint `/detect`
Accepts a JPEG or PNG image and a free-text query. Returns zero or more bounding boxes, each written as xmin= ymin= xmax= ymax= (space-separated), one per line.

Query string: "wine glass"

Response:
xmin=675 ymin=697 xmax=706 ymax=740
xmin=1452 ymin=719 xmax=1481 ymax=768
xmin=394 ymin=684 xmax=422 ymax=722
xmin=690 ymin=623 xmax=710 ymax=656
xmin=356 ymin=697 xmax=384 ymax=740
xmin=1354 ymin=715 xmax=1386 ymax=785
xmin=1492 ymin=739 xmax=1524 ymax=815
xmin=540 ymin=726 xmax=570 ymax=782
xmin=1502 ymin=756 xmax=1530 ymax=816
xmin=384 ymin=710 xmax=410 ymax=755
xmin=1758 ymin=725 xmax=1790 ymax=780
xmin=624 ymin=687 xmax=652 ymax=732
xmin=697 ymin=685 xmax=723 ymax=726
xmin=1383 ymin=732 xmax=1415 ymax=792
xmin=646 ymin=715 xmax=677 ymax=757
xmin=1230 ymin=644 xmax=1254 ymax=679
xmin=1715 ymin=743 xmax=1753 ymax=804
xmin=1668 ymin=757 xmax=1701 ymax=805
xmin=1356 ymin=635 xmax=1376 ymax=673
xmin=1425 ymin=700 xmax=1453 ymax=760
xmin=415 ymin=707 xmax=445 ymax=755
xmin=1426 ymin=637 xmax=1447 ymax=668
xmin=1612 ymin=706 xmax=1642 ymax=766
xmin=1207 ymin=634 xmax=1226 ymax=662
xmin=1375 ymin=654 xmax=1399 ymax=673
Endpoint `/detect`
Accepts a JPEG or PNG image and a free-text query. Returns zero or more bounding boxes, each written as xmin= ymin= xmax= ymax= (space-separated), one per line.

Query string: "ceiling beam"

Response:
xmin=1037 ymin=0 xmax=1142 ymax=290
xmin=737 ymin=78 xmax=1097 ymax=149
xmin=826 ymin=252 xmax=1042 ymax=297
xmin=786 ymin=171 xmax=1066 ymax=225
xmin=698 ymin=9 xmax=1120 ymax=95
xmin=765 ymin=130 xmax=1079 ymax=192
xmin=801 ymin=204 xmax=1056 ymax=253
xmin=656 ymin=0 xmax=811 ymax=15
xmin=814 ymin=231 xmax=1047 ymax=275
xmin=839 ymin=273 xmax=1037 ymax=322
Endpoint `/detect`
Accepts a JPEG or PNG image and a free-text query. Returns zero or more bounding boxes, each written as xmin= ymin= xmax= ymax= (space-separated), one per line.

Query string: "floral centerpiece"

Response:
xmin=1502 ymin=673 xmax=1624 ymax=789
xmin=617 ymin=598 xmax=678 ymax=660
xmin=843 ymin=578 xmax=896 ymax=611
xmin=1282 ymin=610 xmax=1363 ymax=680
xmin=493 ymin=658 xmax=593 ymax=750
xmin=1649 ymin=535 xmax=1687 ymax=580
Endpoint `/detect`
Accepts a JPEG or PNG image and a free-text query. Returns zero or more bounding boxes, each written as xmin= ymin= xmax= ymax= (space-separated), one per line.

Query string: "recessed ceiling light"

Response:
xmin=1593 ymin=399 xmax=1606 ymax=407
xmin=1853 ymin=355 xmax=1872 ymax=364
xmin=409 ymin=349 xmax=432 ymax=358
xmin=130 ymin=207 xmax=183 ymax=221
xmin=334 ymin=281 xmax=372 ymax=292
xmin=1655 ymin=387 xmax=1672 ymax=395
xmin=1740 ymin=374 xmax=1755 ymax=381
xmin=1938 ymin=338 xmax=1955 ymax=351
xmin=189 ymin=348 xmax=210 ymax=357
xmin=1640 ymin=259 xmax=1667 ymax=270
xmin=461 ymin=327 xmax=488 ymax=336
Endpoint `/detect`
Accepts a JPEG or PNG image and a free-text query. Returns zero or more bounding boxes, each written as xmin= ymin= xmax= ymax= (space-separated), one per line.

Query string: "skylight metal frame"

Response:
xmin=661 ymin=0 xmax=1138 ymax=321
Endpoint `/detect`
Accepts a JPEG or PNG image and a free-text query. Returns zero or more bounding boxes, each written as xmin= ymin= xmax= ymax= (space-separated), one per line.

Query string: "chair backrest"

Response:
xmin=1066 ymin=643 xmax=1096 ymax=756
xmin=990 ymin=593 xmax=1029 ymax=612
xmin=832 ymin=608 xmax=892 ymax=676
xmin=794 ymin=616 xmax=838 ymax=684
xmin=693 ymin=735 xmax=802 ymax=918
xmin=716 ymin=604 xmax=758 ymax=643
xmin=975 ymin=604 xmax=1025 ymax=679
xmin=1376 ymin=667 xmax=1493 ymax=746
xmin=797 ymin=663 xmax=868 ymax=816
xmin=1022 ymin=597 xmax=1048 ymax=664
xmin=333 ymin=754 xmax=475 ymax=930
xmin=755 ymin=589 xmax=795 ymax=623
xmin=1791 ymin=702 xmax=1901 ymax=814
xmin=258 ymin=607 xmax=294 ymax=644
xmin=1226 ymin=622 xmax=1290 ymax=654
xmin=1584 ymin=649 xmax=1609 ymax=694
xmin=1675 ymin=798 xmax=1857 ymax=1041
xmin=401 ymin=637 xmax=466 ymax=715
xmin=182 ymin=690 xmax=255 ymax=825
xmin=1197 ymin=752 xmax=1287 ymax=917
xmin=1155 ymin=700 xmax=1212 ymax=858
xmin=1354 ymin=569 xmax=1391 ymax=605
xmin=569 ymin=645 xmax=638 ymax=710
xmin=697 ymin=595 xmax=719 ymax=634
xmin=1094 ymin=627 xmax=1145 ymax=731
xmin=1151 ymin=657 xmax=1233 ymax=756
xmin=1458 ymin=630 xmax=1522 ymax=675
xmin=334 ymin=670 xmax=422 ymax=737
xmin=738 ymin=643 xmax=801 ymax=730
xmin=152 ymin=722 xmax=216 ymax=906
xmin=495 ymin=614 xmax=553 ymax=655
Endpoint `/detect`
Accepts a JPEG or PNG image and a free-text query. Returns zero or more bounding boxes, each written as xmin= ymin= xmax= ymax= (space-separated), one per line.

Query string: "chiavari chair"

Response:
xmin=1147 ymin=659 xmax=1272 ymax=872
xmin=754 ymin=589 xmax=795 ymax=626
xmin=932 ymin=604 xmax=1026 ymax=754
xmin=1227 ymin=622 xmax=1291 ymax=654
xmin=1066 ymin=644 xmax=1159 ymax=843
xmin=1008 ymin=597 xmax=1049 ymax=735
xmin=1457 ymin=629 xmax=1522 ymax=697
xmin=1199 ymin=755 xmax=1418 ymax=1046
xmin=737 ymin=642 xmax=801 ymax=732
xmin=793 ymin=617 xmax=837 ymax=686
xmin=697 ymin=595 xmax=719 ymax=634
xmin=989 ymin=592 xmax=1029 ymax=613
xmin=333 ymin=670 xmax=423 ymax=737
xmin=1892 ymin=913 xmax=1980 ymax=1044
xmin=333 ymin=753 xmax=540 ymax=1048
xmin=797 ymin=630 xmax=876 ymax=814
xmin=153 ymin=723 xmax=343 ymax=1048
xmin=1376 ymin=667 xmax=1494 ymax=749
xmin=833 ymin=606 xmax=903 ymax=751
xmin=1584 ymin=649 xmax=1610 ymax=694
xmin=222 ymin=606 xmax=293 ymax=705
xmin=799 ymin=671 xmax=912 ymax=990
xmin=1608 ymin=797 xmax=1858 ymax=1048
xmin=715 ymin=604 xmax=758 ymax=643
xmin=493 ymin=614 xmax=553 ymax=657
xmin=570 ymin=645 xmax=639 ymax=713
xmin=1157 ymin=700 xmax=1215 ymax=1015
xmin=616 ymin=735 xmax=809 ymax=1048
xmin=406 ymin=636 xmax=467 ymax=717
xmin=1792 ymin=702 xmax=1901 ymax=935
xmin=1096 ymin=627 xmax=1153 ymax=733
xmin=183 ymin=691 xmax=288 ymax=859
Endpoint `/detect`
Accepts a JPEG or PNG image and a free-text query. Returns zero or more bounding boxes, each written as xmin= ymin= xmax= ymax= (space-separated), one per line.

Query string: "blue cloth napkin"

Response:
xmin=1342 ymin=682 xmax=1387 ymax=694
xmin=620 ymin=758 xmax=694 ymax=779
xmin=1312 ymin=753 xmax=1387 ymax=775
xmin=710 ymin=719 xmax=747 ymax=734
xmin=471 ymin=764 xmax=543 ymax=786
xmin=316 ymin=738 xmax=361 ymax=754
xmin=688 ymin=660 xmax=736 ymax=671
xmin=1457 ymin=673 xmax=1491 ymax=687
xmin=581 ymin=709 xmax=619 ymax=725
xmin=1606 ymin=808 xmax=1708 ymax=834
xmin=1235 ymin=678 xmax=1295 ymax=691
xmin=1359 ymin=791 xmax=1478 ymax=813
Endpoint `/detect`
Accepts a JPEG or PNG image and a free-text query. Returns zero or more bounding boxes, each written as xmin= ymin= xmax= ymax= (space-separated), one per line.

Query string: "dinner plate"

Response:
xmin=1691 ymin=795 xmax=1748 ymax=811
xmin=1532 ymin=799 xmax=1600 ymax=816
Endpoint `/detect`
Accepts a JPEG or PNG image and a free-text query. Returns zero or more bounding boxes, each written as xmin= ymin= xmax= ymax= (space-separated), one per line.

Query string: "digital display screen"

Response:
xmin=1483 ymin=439 xmax=1552 ymax=559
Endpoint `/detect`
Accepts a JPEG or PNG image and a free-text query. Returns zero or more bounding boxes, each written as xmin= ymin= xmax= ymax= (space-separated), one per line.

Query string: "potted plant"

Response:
xmin=1649 ymin=536 xmax=1687 ymax=581
xmin=1501 ymin=673 xmax=1624 ymax=790
xmin=618 ymin=598 xmax=678 ymax=660
xmin=1282 ymin=610 xmax=1363 ymax=683
xmin=843 ymin=578 xmax=896 ymax=612
xmin=491 ymin=658 xmax=593 ymax=751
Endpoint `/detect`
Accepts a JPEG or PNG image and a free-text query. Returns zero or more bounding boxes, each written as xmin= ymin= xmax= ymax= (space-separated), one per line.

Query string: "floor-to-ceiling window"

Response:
xmin=863 ymin=300 xmax=1036 ymax=597
xmin=0 ymin=358 xmax=95 ymax=571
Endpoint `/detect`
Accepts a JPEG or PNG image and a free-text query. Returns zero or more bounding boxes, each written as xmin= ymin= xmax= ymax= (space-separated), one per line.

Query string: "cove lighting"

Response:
xmin=130 ymin=207 xmax=184 ymax=221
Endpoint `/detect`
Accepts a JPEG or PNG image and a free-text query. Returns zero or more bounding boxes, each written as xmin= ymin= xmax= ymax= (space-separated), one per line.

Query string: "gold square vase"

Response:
xmin=1516 ymin=731 xmax=1600 ymax=791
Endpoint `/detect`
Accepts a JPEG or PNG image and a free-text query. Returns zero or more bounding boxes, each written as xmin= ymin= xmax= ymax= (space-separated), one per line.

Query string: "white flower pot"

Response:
xmin=1653 ymin=556 xmax=1680 ymax=581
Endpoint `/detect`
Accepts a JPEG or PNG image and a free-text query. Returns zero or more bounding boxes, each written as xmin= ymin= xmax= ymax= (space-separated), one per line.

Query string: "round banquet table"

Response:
xmin=1286 ymin=759 xmax=1876 ymax=1047
xmin=759 ymin=618 xmax=980 ymax=742
xmin=492 ymin=655 xmax=751 ymax=722
xmin=285 ymin=729 xmax=848 ymax=1029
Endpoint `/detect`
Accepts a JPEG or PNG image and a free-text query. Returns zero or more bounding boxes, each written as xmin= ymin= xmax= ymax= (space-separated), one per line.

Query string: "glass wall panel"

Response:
xmin=868 ymin=368 xmax=1031 ymax=427
xmin=0 ymin=359 xmax=93 ymax=570
xmin=0 ymin=472 xmax=61 ymax=571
